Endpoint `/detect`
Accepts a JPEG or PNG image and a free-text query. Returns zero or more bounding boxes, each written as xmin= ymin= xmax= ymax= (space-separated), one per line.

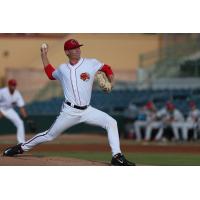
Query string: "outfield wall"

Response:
xmin=0 ymin=34 xmax=160 ymax=82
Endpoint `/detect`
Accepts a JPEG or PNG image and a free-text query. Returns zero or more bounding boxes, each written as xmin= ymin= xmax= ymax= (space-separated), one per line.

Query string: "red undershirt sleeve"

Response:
xmin=44 ymin=64 xmax=56 ymax=80
xmin=100 ymin=64 xmax=113 ymax=77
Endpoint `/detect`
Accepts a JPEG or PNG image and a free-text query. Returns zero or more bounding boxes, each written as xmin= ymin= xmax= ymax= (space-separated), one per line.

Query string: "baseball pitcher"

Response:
xmin=3 ymin=39 xmax=135 ymax=166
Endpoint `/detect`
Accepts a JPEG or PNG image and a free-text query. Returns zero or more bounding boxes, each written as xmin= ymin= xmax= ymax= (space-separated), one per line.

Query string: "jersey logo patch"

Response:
xmin=80 ymin=72 xmax=90 ymax=81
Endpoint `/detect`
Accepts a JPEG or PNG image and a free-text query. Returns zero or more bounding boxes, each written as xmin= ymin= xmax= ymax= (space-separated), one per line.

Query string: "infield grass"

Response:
xmin=33 ymin=151 xmax=200 ymax=166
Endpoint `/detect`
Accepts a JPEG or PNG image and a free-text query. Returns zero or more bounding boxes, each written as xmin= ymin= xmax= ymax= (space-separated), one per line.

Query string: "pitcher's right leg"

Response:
xmin=81 ymin=106 xmax=121 ymax=156
xmin=81 ymin=106 xmax=135 ymax=166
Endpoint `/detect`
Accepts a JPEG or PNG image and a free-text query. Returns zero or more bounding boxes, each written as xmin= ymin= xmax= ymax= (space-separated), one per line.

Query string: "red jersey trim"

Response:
xmin=100 ymin=64 xmax=113 ymax=77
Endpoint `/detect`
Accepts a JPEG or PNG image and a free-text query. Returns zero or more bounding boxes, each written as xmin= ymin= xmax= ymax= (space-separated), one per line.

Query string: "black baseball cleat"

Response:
xmin=3 ymin=143 xmax=24 ymax=157
xmin=111 ymin=153 xmax=136 ymax=166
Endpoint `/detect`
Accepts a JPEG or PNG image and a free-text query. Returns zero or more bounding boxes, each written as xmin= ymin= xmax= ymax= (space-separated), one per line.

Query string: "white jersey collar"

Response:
xmin=6 ymin=87 xmax=16 ymax=96
xmin=67 ymin=57 xmax=84 ymax=69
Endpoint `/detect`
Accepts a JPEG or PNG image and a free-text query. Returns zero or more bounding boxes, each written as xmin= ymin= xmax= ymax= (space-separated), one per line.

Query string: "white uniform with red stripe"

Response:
xmin=21 ymin=58 xmax=121 ymax=156
xmin=0 ymin=87 xmax=25 ymax=143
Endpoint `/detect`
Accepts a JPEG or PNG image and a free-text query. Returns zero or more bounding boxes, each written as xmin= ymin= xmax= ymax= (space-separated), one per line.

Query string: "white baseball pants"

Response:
xmin=145 ymin=121 xmax=162 ymax=141
xmin=0 ymin=108 xmax=25 ymax=143
xmin=182 ymin=121 xmax=197 ymax=140
xmin=154 ymin=126 xmax=164 ymax=141
xmin=171 ymin=122 xmax=185 ymax=140
xmin=21 ymin=104 xmax=121 ymax=156
xmin=134 ymin=121 xmax=148 ymax=141
xmin=155 ymin=122 xmax=184 ymax=141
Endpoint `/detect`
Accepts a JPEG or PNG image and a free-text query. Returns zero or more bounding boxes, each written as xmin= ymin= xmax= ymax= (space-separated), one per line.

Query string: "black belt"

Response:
xmin=65 ymin=101 xmax=88 ymax=110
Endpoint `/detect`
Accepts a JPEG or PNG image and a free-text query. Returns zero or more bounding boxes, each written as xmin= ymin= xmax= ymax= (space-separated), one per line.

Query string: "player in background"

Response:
xmin=144 ymin=102 xmax=164 ymax=141
xmin=182 ymin=101 xmax=200 ymax=141
xmin=123 ymin=102 xmax=139 ymax=139
xmin=0 ymin=79 xmax=28 ymax=143
xmin=134 ymin=101 xmax=157 ymax=141
xmin=155 ymin=102 xmax=185 ymax=141
xmin=3 ymin=39 xmax=135 ymax=166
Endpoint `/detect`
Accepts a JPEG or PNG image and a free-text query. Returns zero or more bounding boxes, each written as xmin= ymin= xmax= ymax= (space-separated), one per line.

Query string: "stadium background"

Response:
xmin=1 ymin=33 xmax=200 ymax=165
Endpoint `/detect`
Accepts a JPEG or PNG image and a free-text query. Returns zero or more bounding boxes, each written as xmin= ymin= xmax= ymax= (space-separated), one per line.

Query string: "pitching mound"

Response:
xmin=0 ymin=155 xmax=110 ymax=166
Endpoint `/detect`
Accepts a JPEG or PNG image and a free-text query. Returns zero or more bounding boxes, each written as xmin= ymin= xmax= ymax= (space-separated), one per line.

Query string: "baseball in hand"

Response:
xmin=41 ymin=43 xmax=48 ymax=49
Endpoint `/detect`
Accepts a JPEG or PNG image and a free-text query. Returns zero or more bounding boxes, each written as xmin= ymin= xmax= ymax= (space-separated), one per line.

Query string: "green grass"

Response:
xmin=33 ymin=151 xmax=200 ymax=166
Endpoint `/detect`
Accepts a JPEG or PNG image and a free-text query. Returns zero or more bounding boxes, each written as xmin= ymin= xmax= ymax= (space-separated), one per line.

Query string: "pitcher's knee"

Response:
xmin=44 ymin=134 xmax=55 ymax=142
xmin=107 ymin=117 xmax=118 ymax=129
xmin=16 ymin=119 xmax=24 ymax=129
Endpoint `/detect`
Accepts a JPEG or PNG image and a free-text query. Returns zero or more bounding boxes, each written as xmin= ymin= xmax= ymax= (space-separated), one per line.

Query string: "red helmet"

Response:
xmin=8 ymin=79 xmax=17 ymax=86
xmin=64 ymin=39 xmax=83 ymax=50
xmin=166 ymin=101 xmax=175 ymax=110
xmin=145 ymin=101 xmax=154 ymax=110
xmin=189 ymin=101 xmax=196 ymax=108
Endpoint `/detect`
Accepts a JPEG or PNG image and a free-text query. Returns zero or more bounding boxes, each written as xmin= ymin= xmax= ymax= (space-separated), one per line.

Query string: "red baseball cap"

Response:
xmin=8 ymin=79 xmax=17 ymax=86
xmin=145 ymin=101 xmax=154 ymax=110
xmin=166 ymin=102 xmax=175 ymax=110
xmin=189 ymin=101 xmax=196 ymax=108
xmin=64 ymin=39 xmax=83 ymax=50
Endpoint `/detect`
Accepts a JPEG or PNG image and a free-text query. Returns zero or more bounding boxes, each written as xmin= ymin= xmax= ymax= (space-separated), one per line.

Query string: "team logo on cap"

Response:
xmin=80 ymin=72 xmax=90 ymax=81
xmin=71 ymin=39 xmax=77 ymax=44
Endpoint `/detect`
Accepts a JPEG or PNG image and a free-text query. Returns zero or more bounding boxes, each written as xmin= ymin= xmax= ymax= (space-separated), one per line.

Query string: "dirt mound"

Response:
xmin=0 ymin=155 xmax=109 ymax=166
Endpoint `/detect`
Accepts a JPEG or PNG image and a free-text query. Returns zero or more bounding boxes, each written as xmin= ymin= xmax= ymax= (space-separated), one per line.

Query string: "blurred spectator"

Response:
xmin=155 ymin=101 xmax=185 ymax=141
xmin=182 ymin=101 xmax=200 ymax=141
xmin=134 ymin=101 xmax=157 ymax=141
xmin=123 ymin=102 xmax=139 ymax=120
xmin=123 ymin=102 xmax=139 ymax=139
xmin=144 ymin=102 xmax=163 ymax=141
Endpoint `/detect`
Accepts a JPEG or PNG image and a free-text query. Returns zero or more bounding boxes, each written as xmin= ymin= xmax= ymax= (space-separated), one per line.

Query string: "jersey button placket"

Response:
xmin=71 ymin=69 xmax=79 ymax=106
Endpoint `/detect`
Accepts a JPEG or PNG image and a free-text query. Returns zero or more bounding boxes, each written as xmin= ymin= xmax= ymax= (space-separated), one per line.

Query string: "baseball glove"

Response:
xmin=95 ymin=71 xmax=112 ymax=92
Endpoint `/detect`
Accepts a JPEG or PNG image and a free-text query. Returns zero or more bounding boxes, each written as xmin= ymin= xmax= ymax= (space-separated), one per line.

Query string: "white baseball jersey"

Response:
xmin=187 ymin=109 xmax=200 ymax=123
xmin=0 ymin=87 xmax=25 ymax=111
xmin=144 ymin=109 xmax=157 ymax=122
xmin=53 ymin=58 xmax=103 ymax=106
xmin=0 ymin=87 xmax=25 ymax=143
xmin=156 ymin=108 xmax=184 ymax=122
xmin=155 ymin=108 xmax=184 ymax=140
